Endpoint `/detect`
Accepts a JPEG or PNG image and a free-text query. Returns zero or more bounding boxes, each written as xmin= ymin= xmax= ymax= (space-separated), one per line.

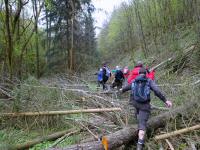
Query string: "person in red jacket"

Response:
xmin=127 ymin=61 xmax=143 ymax=84
xmin=123 ymin=66 xmax=130 ymax=79
xmin=128 ymin=62 xmax=156 ymax=84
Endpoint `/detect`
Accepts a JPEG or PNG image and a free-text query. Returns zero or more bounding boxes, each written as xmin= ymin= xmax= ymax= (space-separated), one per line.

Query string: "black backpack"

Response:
xmin=131 ymin=77 xmax=150 ymax=102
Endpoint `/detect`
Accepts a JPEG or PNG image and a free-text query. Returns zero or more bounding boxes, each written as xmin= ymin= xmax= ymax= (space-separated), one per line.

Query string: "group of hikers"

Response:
xmin=97 ymin=61 xmax=155 ymax=91
xmin=97 ymin=61 xmax=172 ymax=150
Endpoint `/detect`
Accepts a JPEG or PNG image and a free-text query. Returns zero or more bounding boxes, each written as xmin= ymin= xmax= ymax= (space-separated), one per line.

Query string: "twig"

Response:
xmin=78 ymin=122 xmax=99 ymax=140
xmin=165 ymin=139 xmax=174 ymax=150
xmin=0 ymin=86 xmax=14 ymax=98
xmin=49 ymin=129 xmax=79 ymax=148
xmin=193 ymin=80 xmax=200 ymax=86
xmin=151 ymin=104 xmax=169 ymax=111
xmin=186 ymin=139 xmax=197 ymax=150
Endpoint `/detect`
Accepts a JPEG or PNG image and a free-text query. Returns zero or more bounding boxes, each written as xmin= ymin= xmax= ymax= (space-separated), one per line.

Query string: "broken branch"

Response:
xmin=154 ymin=124 xmax=200 ymax=140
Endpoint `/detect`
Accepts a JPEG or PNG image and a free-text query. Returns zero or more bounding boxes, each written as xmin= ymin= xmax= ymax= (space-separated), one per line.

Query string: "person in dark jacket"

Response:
xmin=100 ymin=63 xmax=111 ymax=90
xmin=111 ymin=66 xmax=125 ymax=89
xmin=120 ymin=67 xmax=172 ymax=150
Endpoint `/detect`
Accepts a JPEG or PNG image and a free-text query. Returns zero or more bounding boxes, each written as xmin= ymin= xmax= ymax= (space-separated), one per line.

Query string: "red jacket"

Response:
xmin=127 ymin=67 xmax=141 ymax=84
xmin=127 ymin=67 xmax=155 ymax=84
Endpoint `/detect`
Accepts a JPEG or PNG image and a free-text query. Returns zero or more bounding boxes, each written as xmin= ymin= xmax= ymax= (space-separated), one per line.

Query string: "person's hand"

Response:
xmin=165 ymin=100 xmax=172 ymax=108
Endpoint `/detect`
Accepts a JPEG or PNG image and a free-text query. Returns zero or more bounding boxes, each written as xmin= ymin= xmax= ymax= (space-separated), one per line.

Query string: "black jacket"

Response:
xmin=115 ymin=70 xmax=124 ymax=81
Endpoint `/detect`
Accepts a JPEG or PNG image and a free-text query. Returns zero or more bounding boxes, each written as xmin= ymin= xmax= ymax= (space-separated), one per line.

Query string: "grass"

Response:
xmin=0 ymin=126 xmax=82 ymax=150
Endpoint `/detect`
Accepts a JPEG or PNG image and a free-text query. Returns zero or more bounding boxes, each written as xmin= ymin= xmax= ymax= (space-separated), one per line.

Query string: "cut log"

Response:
xmin=0 ymin=108 xmax=122 ymax=117
xmin=14 ymin=128 xmax=78 ymax=150
xmin=48 ymin=100 xmax=198 ymax=150
xmin=154 ymin=124 xmax=200 ymax=140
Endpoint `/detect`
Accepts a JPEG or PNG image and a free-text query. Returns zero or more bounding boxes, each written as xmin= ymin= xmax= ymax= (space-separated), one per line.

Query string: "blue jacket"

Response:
xmin=97 ymin=69 xmax=103 ymax=81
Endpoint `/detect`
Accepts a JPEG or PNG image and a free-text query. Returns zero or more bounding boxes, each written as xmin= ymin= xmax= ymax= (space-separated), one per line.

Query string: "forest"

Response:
xmin=0 ymin=0 xmax=200 ymax=150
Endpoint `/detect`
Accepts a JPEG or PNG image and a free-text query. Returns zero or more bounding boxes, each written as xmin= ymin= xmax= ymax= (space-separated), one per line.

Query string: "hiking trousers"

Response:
xmin=111 ymin=79 xmax=123 ymax=89
xmin=131 ymin=99 xmax=151 ymax=131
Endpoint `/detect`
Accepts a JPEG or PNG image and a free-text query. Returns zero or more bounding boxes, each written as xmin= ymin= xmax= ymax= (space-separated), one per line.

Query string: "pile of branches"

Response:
xmin=0 ymin=66 xmax=200 ymax=149
xmin=0 ymin=74 xmax=131 ymax=149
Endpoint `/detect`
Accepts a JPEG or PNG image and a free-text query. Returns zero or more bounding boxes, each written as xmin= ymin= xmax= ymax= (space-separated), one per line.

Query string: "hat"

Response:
xmin=124 ymin=66 xmax=128 ymax=69
xmin=139 ymin=67 xmax=147 ymax=75
xmin=116 ymin=66 xmax=120 ymax=70
xmin=136 ymin=61 xmax=143 ymax=67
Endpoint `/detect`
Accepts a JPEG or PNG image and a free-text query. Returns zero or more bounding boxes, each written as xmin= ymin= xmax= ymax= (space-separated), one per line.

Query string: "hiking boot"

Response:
xmin=136 ymin=143 xmax=143 ymax=150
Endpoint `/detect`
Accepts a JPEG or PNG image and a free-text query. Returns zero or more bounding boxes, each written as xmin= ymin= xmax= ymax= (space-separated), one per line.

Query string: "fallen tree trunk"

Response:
xmin=154 ymin=124 xmax=200 ymax=140
xmin=14 ymin=128 xmax=78 ymax=150
xmin=149 ymin=45 xmax=195 ymax=72
xmin=150 ymin=57 xmax=173 ymax=71
xmin=0 ymin=108 xmax=121 ymax=117
xmin=48 ymin=100 xmax=199 ymax=150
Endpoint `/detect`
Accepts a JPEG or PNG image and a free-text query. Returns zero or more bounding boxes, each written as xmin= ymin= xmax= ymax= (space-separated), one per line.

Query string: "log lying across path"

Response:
xmin=154 ymin=124 xmax=200 ymax=140
xmin=48 ymin=100 xmax=199 ymax=150
xmin=0 ymin=108 xmax=121 ymax=117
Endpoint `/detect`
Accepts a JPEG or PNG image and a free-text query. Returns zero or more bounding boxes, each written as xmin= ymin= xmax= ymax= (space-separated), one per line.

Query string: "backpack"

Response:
xmin=131 ymin=77 xmax=150 ymax=102
xmin=115 ymin=70 xmax=124 ymax=81
xmin=104 ymin=67 xmax=111 ymax=77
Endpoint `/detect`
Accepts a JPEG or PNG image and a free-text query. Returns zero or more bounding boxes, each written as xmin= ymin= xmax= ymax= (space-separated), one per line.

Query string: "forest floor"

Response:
xmin=0 ymin=70 xmax=200 ymax=150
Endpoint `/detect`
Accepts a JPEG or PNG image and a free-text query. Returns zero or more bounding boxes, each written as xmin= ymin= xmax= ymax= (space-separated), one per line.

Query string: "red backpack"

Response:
xmin=146 ymin=70 xmax=155 ymax=80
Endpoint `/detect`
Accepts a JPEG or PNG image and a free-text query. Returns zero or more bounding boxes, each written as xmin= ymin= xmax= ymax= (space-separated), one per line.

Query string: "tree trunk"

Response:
xmin=1 ymin=108 xmax=122 ymax=117
xmin=134 ymin=0 xmax=148 ymax=58
xmin=4 ymin=0 xmax=13 ymax=78
xmin=48 ymin=101 xmax=198 ymax=150
xmin=68 ymin=0 xmax=75 ymax=72
xmin=33 ymin=0 xmax=40 ymax=78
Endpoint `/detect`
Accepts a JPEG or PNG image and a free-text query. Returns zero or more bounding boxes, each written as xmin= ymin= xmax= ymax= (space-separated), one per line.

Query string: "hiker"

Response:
xmin=123 ymin=66 xmax=130 ymax=78
xmin=128 ymin=61 xmax=155 ymax=84
xmin=123 ymin=66 xmax=130 ymax=85
xmin=101 ymin=63 xmax=111 ymax=90
xmin=120 ymin=67 xmax=172 ymax=150
xmin=127 ymin=61 xmax=144 ymax=84
xmin=97 ymin=68 xmax=103 ymax=88
xmin=111 ymin=66 xmax=124 ymax=89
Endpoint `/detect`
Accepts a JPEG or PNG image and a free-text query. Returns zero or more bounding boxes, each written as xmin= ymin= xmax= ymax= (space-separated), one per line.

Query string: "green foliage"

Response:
xmin=98 ymin=0 xmax=200 ymax=62
xmin=44 ymin=0 xmax=98 ymax=73
xmin=30 ymin=141 xmax=52 ymax=150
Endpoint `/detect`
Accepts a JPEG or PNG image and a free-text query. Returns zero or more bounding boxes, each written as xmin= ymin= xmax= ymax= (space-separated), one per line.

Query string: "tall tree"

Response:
xmin=4 ymin=0 xmax=13 ymax=78
xmin=32 ymin=0 xmax=44 ymax=78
